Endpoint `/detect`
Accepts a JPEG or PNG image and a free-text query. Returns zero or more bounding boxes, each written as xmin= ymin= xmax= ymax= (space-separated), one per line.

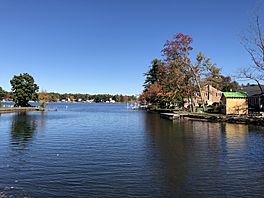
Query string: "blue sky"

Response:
xmin=0 ymin=0 xmax=262 ymax=95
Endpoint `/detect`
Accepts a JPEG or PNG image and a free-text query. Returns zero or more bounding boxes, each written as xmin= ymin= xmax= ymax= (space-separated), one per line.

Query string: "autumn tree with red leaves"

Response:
xmin=141 ymin=33 xmax=222 ymax=111
xmin=162 ymin=33 xmax=195 ymax=110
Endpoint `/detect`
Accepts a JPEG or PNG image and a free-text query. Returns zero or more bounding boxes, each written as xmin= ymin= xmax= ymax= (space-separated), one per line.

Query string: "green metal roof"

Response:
xmin=222 ymin=92 xmax=248 ymax=98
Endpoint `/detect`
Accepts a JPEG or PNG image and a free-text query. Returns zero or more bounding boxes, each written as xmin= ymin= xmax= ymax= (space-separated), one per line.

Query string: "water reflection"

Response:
xmin=143 ymin=112 xmax=190 ymax=196
xmin=0 ymin=104 xmax=263 ymax=197
xmin=225 ymin=123 xmax=248 ymax=140
xmin=143 ymin=113 xmax=264 ymax=197
xmin=10 ymin=112 xmax=46 ymax=148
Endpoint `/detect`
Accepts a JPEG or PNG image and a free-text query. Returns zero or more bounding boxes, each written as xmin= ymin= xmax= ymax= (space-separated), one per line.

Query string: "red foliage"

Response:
xmin=162 ymin=33 xmax=193 ymax=61
xmin=145 ymin=83 xmax=163 ymax=97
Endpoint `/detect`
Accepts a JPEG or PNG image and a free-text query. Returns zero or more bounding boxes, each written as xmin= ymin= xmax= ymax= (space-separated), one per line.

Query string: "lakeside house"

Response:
xmin=240 ymin=84 xmax=264 ymax=112
xmin=184 ymin=85 xmax=222 ymax=109
xmin=221 ymin=92 xmax=248 ymax=115
xmin=195 ymin=85 xmax=222 ymax=106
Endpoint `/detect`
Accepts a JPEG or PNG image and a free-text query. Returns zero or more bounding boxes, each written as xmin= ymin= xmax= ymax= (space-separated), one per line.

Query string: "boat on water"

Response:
xmin=131 ymin=106 xmax=139 ymax=110
xmin=127 ymin=102 xmax=141 ymax=110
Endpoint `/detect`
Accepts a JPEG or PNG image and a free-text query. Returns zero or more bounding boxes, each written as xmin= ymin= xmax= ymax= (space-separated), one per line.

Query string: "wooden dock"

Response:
xmin=160 ymin=113 xmax=189 ymax=120
xmin=160 ymin=113 xmax=180 ymax=120
xmin=160 ymin=112 xmax=221 ymax=121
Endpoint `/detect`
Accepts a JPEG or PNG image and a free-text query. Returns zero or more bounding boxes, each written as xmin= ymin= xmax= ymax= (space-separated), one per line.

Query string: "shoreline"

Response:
xmin=145 ymin=109 xmax=264 ymax=126
xmin=0 ymin=107 xmax=45 ymax=114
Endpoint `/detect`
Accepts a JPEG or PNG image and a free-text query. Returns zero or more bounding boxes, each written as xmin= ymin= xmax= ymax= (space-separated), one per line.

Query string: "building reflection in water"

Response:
xmin=225 ymin=123 xmax=248 ymax=140
xmin=10 ymin=112 xmax=46 ymax=148
xmin=224 ymin=123 xmax=249 ymax=153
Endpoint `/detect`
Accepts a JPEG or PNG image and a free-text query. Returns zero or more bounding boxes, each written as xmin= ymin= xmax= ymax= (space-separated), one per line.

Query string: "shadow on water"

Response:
xmin=143 ymin=112 xmax=264 ymax=197
xmin=143 ymin=112 xmax=191 ymax=196
xmin=10 ymin=112 xmax=46 ymax=148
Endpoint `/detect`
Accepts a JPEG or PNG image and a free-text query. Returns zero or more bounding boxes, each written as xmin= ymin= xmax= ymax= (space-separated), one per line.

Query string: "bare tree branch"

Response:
xmin=238 ymin=13 xmax=264 ymax=93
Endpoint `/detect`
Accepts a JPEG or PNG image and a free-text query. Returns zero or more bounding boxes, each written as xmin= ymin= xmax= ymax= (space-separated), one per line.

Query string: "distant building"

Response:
xmin=86 ymin=99 xmax=94 ymax=103
xmin=109 ymin=98 xmax=116 ymax=103
xmin=221 ymin=92 xmax=248 ymax=115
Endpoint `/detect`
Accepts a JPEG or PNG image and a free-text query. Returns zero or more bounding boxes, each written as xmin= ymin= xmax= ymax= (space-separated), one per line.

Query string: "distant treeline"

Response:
xmin=45 ymin=92 xmax=137 ymax=103
xmin=0 ymin=87 xmax=137 ymax=103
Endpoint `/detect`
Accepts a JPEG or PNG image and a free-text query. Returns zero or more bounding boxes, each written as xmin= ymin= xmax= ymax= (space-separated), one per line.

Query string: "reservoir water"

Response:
xmin=0 ymin=103 xmax=264 ymax=197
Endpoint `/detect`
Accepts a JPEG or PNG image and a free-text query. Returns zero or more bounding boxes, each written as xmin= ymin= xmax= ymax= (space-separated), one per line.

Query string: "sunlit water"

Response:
xmin=0 ymin=103 xmax=264 ymax=197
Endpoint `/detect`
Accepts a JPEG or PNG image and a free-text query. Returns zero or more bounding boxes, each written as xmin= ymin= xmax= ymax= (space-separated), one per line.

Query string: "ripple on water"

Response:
xmin=0 ymin=104 xmax=264 ymax=197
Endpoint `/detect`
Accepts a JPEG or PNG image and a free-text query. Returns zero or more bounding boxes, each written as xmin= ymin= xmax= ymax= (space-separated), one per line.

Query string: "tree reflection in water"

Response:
xmin=143 ymin=112 xmax=190 ymax=196
xmin=10 ymin=112 xmax=46 ymax=148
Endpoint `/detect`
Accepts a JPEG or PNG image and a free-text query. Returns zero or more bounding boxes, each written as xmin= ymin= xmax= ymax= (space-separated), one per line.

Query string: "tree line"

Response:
xmin=41 ymin=92 xmax=136 ymax=103
xmin=0 ymin=73 xmax=137 ymax=107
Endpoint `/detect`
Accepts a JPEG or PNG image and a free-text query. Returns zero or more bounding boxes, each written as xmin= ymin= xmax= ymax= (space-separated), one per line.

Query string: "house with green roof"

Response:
xmin=221 ymin=92 xmax=248 ymax=115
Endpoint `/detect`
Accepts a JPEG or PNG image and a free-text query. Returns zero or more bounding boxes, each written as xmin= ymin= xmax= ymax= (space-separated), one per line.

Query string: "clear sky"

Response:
xmin=0 ymin=0 xmax=262 ymax=95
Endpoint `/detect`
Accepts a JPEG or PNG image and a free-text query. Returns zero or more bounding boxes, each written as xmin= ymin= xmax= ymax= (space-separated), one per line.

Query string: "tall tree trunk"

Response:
xmin=190 ymin=95 xmax=195 ymax=112
xmin=188 ymin=64 xmax=206 ymax=112
xmin=195 ymin=77 xmax=206 ymax=112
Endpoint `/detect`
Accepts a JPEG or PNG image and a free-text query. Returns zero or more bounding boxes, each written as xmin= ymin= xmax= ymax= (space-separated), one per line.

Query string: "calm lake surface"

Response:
xmin=0 ymin=103 xmax=264 ymax=197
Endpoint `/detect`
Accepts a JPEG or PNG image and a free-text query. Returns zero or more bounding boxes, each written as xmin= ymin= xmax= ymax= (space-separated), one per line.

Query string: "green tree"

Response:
xmin=144 ymin=59 xmax=163 ymax=89
xmin=204 ymin=60 xmax=222 ymax=89
xmin=10 ymin=73 xmax=39 ymax=107
xmin=0 ymin=87 xmax=6 ymax=100
xmin=192 ymin=53 xmax=222 ymax=111
xmin=219 ymin=76 xmax=240 ymax=91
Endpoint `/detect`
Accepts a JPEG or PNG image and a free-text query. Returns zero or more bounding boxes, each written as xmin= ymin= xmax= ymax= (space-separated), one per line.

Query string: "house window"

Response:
xmin=216 ymin=92 xmax=222 ymax=97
